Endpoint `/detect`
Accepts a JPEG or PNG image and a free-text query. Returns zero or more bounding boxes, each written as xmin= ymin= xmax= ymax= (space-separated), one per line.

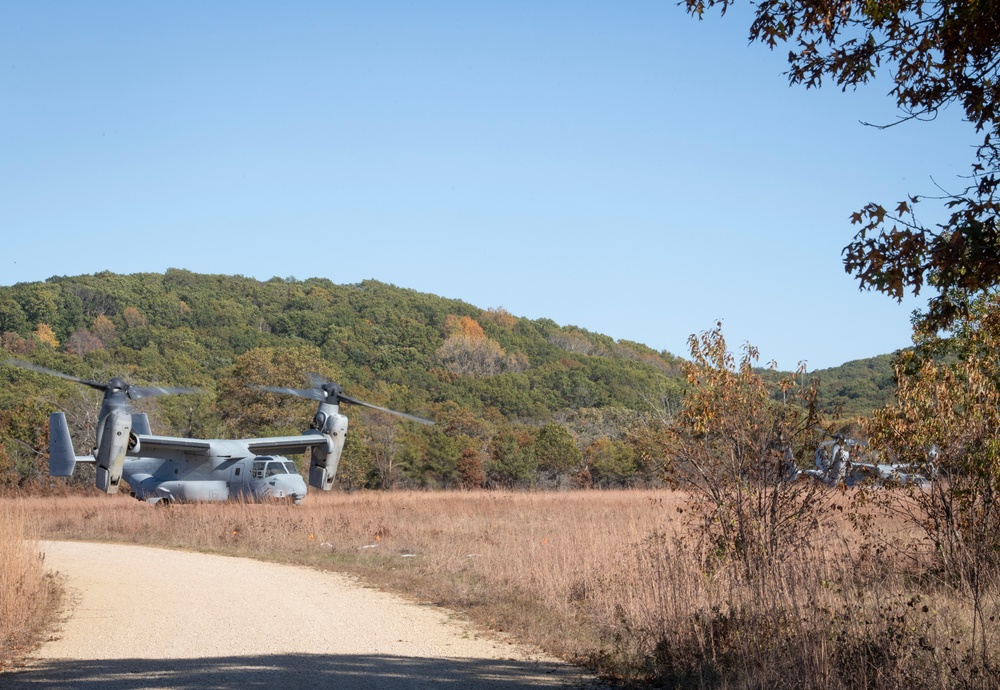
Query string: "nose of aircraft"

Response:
xmin=268 ymin=473 xmax=308 ymax=504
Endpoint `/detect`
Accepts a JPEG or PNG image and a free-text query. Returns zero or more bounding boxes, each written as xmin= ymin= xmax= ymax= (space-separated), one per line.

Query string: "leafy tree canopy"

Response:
xmin=686 ymin=0 xmax=1000 ymax=331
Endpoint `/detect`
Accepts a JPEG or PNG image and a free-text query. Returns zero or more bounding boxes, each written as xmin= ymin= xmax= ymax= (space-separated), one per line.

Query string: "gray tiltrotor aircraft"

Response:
xmin=786 ymin=428 xmax=931 ymax=489
xmin=10 ymin=361 xmax=432 ymax=504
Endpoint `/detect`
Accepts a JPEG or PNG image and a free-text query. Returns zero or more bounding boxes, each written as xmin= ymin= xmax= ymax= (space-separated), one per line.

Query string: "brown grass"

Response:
xmin=8 ymin=489 xmax=1000 ymax=688
xmin=0 ymin=502 xmax=62 ymax=670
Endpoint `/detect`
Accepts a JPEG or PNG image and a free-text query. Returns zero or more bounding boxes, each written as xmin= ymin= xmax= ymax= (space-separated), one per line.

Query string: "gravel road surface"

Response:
xmin=5 ymin=541 xmax=597 ymax=689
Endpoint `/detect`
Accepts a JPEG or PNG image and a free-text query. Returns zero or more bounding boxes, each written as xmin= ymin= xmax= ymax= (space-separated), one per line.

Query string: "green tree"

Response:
xmin=533 ymin=422 xmax=582 ymax=478
xmin=0 ymin=400 xmax=51 ymax=487
xmin=584 ymin=437 xmax=638 ymax=488
xmin=686 ymin=0 xmax=1000 ymax=331
xmin=487 ymin=427 xmax=537 ymax=488
xmin=0 ymin=297 xmax=27 ymax=336
xmin=419 ymin=427 xmax=461 ymax=487
xmin=337 ymin=426 xmax=376 ymax=490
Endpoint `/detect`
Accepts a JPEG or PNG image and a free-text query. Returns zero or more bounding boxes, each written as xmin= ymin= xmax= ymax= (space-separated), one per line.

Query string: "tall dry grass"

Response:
xmin=11 ymin=489 xmax=1000 ymax=688
xmin=0 ymin=502 xmax=61 ymax=668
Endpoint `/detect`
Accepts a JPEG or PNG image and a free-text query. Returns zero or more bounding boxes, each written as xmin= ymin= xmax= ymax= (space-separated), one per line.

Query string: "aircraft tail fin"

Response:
xmin=48 ymin=412 xmax=95 ymax=477
xmin=131 ymin=412 xmax=151 ymax=435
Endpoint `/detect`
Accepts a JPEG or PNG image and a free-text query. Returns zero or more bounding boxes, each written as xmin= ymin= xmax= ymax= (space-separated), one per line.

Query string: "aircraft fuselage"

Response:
xmin=123 ymin=445 xmax=308 ymax=505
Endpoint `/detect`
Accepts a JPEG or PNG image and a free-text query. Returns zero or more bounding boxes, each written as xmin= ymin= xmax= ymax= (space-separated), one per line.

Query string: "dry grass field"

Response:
xmin=6 ymin=488 xmax=999 ymax=688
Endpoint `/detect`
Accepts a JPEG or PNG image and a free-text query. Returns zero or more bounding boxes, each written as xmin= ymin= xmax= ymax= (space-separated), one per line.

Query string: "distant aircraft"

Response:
xmin=7 ymin=360 xmax=432 ymax=504
xmin=789 ymin=430 xmax=931 ymax=489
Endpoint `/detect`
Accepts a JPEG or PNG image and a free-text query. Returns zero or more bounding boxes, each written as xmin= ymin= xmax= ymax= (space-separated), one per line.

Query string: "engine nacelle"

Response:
xmin=95 ymin=412 xmax=132 ymax=494
xmin=308 ymin=412 xmax=347 ymax=491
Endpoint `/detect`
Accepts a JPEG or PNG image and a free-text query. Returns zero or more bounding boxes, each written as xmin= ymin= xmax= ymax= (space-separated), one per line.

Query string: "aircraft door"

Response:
xmin=229 ymin=462 xmax=247 ymax=498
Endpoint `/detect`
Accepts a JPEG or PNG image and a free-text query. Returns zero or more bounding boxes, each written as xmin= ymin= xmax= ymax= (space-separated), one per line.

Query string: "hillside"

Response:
xmin=0 ymin=270 xmax=899 ymax=491
xmin=0 ymin=270 xmax=688 ymax=490
xmin=810 ymin=353 xmax=899 ymax=419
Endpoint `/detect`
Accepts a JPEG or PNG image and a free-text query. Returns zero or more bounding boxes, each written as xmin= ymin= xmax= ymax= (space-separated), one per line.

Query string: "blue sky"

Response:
xmin=0 ymin=2 xmax=978 ymax=370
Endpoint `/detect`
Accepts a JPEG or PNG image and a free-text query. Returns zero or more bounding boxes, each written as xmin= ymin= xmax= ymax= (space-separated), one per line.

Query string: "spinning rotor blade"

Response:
xmin=256 ymin=376 xmax=434 ymax=425
xmin=338 ymin=394 xmax=435 ymax=425
xmin=4 ymin=359 xmax=199 ymax=398
xmin=127 ymin=385 xmax=200 ymax=400
xmin=5 ymin=359 xmax=108 ymax=391
xmin=254 ymin=385 xmax=328 ymax=402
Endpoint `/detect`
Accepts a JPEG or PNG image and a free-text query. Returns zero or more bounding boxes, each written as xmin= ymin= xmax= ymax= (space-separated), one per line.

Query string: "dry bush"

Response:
xmin=862 ymin=297 xmax=1000 ymax=677
xmin=0 ymin=502 xmax=61 ymax=668
xmin=669 ymin=324 xmax=829 ymax=582
xmin=602 ymin=515 xmax=996 ymax=689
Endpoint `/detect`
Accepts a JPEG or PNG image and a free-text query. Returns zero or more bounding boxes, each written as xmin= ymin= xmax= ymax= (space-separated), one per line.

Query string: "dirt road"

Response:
xmin=6 ymin=541 xmax=597 ymax=689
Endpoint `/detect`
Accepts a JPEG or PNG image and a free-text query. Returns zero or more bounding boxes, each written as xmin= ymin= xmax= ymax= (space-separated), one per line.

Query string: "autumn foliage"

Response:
xmin=863 ymin=293 xmax=1000 ymax=666
xmin=436 ymin=315 xmax=510 ymax=376
xmin=667 ymin=324 xmax=828 ymax=579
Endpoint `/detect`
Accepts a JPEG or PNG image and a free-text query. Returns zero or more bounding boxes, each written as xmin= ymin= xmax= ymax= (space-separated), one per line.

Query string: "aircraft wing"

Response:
xmin=245 ymin=432 xmax=331 ymax=456
xmin=132 ymin=435 xmax=215 ymax=456
xmin=129 ymin=432 xmax=331 ymax=458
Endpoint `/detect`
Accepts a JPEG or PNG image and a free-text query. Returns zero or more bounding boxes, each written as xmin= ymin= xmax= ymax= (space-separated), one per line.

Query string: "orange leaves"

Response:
xmin=863 ymin=295 xmax=1000 ymax=591
xmin=444 ymin=315 xmax=486 ymax=341
xmin=438 ymin=315 xmax=510 ymax=377
xmin=869 ymin=324 xmax=1000 ymax=470
xmin=678 ymin=325 xmax=780 ymax=438
xmin=92 ymin=315 xmax=116 ymax=345
xmin=669 ymin=323 xmax=826 ymax=579
xmin=480 ymin=307 xmax=517 ymax=330
xmin=33 ymin=324 xmax=57 ymax=348
xmin=122 ymin=307 xmax=147 ymax=329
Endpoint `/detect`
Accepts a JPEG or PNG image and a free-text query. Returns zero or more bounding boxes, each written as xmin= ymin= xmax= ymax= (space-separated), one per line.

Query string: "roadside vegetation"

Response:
xmin=0 ymin=502 xmax=61 ymax=670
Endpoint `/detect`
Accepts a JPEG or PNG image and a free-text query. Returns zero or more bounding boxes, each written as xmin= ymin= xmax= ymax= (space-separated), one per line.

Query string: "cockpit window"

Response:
xmin=284 ymin=461 xmax=297 ymax=474
xmin=266 ymin=461 xmax=288 ymax=477
xmin=251 ymin=461 xmax=266 ymax=480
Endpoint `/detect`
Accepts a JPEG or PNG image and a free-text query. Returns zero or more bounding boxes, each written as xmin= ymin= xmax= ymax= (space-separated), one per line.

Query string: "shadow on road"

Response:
xmin=2 ymin=652 xmax=597 ymax=689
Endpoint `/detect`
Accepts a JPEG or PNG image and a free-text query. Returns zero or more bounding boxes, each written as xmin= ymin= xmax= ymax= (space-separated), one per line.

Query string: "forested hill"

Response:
xmin=809 ymin=354 xmax=899 ymax=420
xmin=0 ymin=270 xmax=897 ymax=490
xmin=0 ymin=270 xmax=687 ymax=489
